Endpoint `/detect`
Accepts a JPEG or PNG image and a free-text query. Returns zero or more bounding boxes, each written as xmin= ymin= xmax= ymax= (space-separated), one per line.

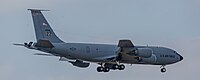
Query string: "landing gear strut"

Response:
xmin=160 ymin=65 xmax=166 ymax=73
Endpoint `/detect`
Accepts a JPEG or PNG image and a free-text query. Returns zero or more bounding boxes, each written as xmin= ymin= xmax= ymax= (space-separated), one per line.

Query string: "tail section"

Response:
xmin=28 ymin=9 xmax=63 ymax=43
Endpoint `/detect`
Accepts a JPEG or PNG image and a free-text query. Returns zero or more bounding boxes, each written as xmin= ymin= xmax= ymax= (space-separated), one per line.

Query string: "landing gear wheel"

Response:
xmin=112 ymin=64 xmax=119 ymax=70
xmin=97 ymin=66 xmax=104 ymax=72
xmin=161 ymin=68 xmax=166 ymax=73
xmin=103 ymin=67 xmax=110 ymax=72
xmin=118 ymin=64 xmax=125 ymax=70
xmin=160 ymin=65 xmax=166 ymax=73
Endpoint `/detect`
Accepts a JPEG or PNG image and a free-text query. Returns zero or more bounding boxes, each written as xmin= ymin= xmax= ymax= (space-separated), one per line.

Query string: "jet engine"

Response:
xmin=127 ymin=48 xmax=153 ymax=58
xmin=141 ymin=54 xmax=157 ymax=64
xmin=69 ymin=60 xmax=90 ymax=68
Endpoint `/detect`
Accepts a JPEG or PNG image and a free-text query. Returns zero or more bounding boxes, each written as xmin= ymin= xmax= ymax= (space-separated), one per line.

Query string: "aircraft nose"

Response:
xmin=179 ymin=55 xmax=183 ymax=61
xmin=175 ymin=51 xmax=183 ymax=61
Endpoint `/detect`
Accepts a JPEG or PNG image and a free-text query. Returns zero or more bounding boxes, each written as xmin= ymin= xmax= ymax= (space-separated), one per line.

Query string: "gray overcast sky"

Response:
xmin=0 ymin=0 xmax=200 ymax=80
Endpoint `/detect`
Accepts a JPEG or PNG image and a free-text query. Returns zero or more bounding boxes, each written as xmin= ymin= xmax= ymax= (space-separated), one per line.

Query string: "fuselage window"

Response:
xmin=160 ymin=54 xmax=175 ymax=58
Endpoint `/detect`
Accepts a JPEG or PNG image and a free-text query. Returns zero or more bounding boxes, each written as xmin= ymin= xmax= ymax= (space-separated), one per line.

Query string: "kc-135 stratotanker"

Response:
xmin=14 ymin=9 xmax=183 ymax=73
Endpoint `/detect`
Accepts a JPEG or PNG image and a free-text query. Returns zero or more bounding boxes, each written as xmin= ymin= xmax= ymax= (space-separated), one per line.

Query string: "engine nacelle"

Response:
xmin=128 ymin=48 xmax=153 ymax=58
xmin=69 ymin=60 xmax=90 ymax=68
xmin=141 ymin=54 xmax=157 ymax=64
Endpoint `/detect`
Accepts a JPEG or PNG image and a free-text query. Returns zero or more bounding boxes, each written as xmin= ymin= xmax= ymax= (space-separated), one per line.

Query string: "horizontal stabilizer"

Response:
xmin=13 ymin=43 xmax=25 ymax=46
xmin=13 ymin=42 xmax=35 ymax=49
xmin=27 ymin=9 xmax=50 ymax=11
xmin=35 ymin=40 xmax=54 ymax=48
xmin=118 ymin=40 xmax=134 ymax=47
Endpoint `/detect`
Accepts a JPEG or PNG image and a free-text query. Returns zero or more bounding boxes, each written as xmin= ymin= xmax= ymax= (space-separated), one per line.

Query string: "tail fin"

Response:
xmin=28 ymin=9 xmax=63 ymax=43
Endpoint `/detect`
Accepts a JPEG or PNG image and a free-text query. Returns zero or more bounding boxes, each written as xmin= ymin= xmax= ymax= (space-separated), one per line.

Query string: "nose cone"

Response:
xmin=176 ymin=52 xmax=183 ymax=61
xmin=174 ymin=50 xmax=183 ymax=62
xmin=179 ymin=54 xmax=183 ymax=61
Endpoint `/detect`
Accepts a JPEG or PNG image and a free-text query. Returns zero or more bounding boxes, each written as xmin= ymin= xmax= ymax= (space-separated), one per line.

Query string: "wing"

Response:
xmin=116 ymin=39 xmax=153 ymax=63
xmin=116 ymin=39 xmax=136 ymax=60
xmin=117 ymin=39 xmax=136 ymax=54
xmin=118 ymin=39 xmax=134 ymax=47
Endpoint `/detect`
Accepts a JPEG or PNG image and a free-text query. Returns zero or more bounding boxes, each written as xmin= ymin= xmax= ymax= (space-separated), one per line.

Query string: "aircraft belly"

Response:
xmin=54 ymin=43 xmax=118 ymax=62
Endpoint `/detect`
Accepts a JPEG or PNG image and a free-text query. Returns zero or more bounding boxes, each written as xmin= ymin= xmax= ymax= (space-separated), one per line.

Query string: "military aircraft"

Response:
xmin=14 ymin=9 xmax=183 ymax=73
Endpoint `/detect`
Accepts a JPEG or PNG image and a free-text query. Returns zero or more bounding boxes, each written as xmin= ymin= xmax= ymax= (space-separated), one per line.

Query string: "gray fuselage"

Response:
xmin=38 ymin=43 xmax=182 ymax=65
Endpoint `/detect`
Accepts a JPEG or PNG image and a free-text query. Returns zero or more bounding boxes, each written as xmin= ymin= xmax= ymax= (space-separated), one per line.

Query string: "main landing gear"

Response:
xmin=97 ymin=64 xmax=125 ymax=72
xmin=97 ymin=66 xmax=110 ymax=72
xmin=160 ymin=65 xmax=166 ymax=73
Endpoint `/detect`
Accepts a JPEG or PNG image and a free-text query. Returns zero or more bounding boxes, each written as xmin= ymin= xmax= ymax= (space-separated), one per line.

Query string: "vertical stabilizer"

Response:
xmin=28 ymin=9 xmax=63 ymax=43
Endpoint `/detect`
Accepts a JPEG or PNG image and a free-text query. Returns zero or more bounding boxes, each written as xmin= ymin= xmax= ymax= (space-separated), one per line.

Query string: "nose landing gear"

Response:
xmin=160 ymin=65 xmax=166 ymax=73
